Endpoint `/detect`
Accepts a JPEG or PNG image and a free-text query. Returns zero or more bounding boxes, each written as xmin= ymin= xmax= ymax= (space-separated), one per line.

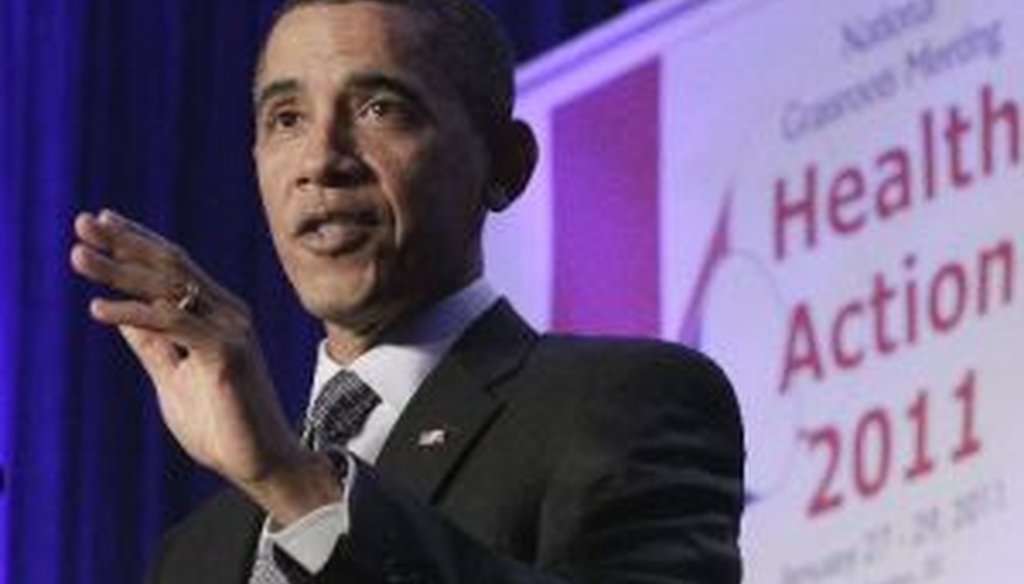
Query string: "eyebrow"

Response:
xmin=344 ymin=72 xmax=426 ymax=110
xmin=253 ymin=78 xmax=301 ymax=115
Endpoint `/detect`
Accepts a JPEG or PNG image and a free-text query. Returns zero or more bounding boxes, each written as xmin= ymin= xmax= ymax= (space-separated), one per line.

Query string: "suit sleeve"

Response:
xmin=311 ymin=345 xmax=745 ymax=584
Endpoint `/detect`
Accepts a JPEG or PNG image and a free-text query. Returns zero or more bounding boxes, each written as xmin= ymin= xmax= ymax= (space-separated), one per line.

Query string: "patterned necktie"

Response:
xmin=250 ymin=370 xmax=380 ymax=583
xmin=302 ymin=369 xmax=381 ymax=452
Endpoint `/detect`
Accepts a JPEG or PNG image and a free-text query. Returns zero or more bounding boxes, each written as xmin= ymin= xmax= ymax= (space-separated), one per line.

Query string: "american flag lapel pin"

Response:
xmin=417 ymin=428 xmax=448 ymax=449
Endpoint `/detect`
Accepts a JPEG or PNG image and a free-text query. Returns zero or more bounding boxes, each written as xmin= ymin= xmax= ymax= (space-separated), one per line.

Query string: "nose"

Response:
xmin=297 ymin=117 xmax=371 ymax=189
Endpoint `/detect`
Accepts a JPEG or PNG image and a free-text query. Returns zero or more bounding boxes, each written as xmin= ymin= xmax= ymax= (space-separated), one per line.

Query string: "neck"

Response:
xmin=322 ymin=326 xmax=374 ymax=365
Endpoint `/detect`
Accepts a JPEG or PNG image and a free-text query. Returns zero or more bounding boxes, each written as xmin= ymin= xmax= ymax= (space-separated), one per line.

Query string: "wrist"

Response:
xmin=242 ymin=449 xmax=345 ymax=528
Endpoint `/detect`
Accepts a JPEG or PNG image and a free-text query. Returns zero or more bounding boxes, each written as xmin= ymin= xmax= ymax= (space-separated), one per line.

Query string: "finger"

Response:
xmin=74 ymin=211 xmax=115 ymax=253
xmin=73 ymin=231 xmax=248 ymax=339
xmin=101 ymin=209 xmax=175 ymax=244
xmin=79 ymin=209 xmax=183 ymax=266
xmin=98 ymin=213 xmax=222 ymax=304
xmin=118 ymin=324 xmax=182 ymax=377
xmin=90 ymin=297 xmax=215 ymax=343
xmin=71 ymin=242 xmax=176 ymax=301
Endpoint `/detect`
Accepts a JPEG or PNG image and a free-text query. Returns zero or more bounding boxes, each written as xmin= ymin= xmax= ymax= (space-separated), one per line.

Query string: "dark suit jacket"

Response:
xmin=146 ymin=301 xmax=745 ymax=583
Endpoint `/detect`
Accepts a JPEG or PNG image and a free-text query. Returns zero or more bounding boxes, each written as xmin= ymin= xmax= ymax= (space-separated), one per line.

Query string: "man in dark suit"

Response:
xmin=70 ymin=0 xmax=744 ymax=582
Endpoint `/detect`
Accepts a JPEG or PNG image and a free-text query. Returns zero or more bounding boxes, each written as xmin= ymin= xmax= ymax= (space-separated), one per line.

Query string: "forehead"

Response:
xmin=258 ymin=3 xmax=436 ymax=88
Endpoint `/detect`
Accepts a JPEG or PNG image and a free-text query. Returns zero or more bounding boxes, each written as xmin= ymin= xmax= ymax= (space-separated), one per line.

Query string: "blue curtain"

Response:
xmin=0 ymin=0 xmax=648 ymax=582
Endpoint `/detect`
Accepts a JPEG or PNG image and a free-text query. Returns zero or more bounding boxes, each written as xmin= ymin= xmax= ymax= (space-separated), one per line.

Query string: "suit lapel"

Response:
xmin=374 ymin=300 xmax=537 ymax=503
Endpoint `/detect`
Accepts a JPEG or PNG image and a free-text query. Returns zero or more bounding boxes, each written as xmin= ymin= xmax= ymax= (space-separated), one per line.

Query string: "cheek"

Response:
xmin=364 ymin=133 xmax=485 ymax=247
xmin=419 ymin=146 xmax=485 ymax=224
xmin=390 ymin=171 xmax=482 ymax=267
xmin=365 ymin=143 xmax=424 ymax=239
xmin=255 ymin=150 xmax=294 ymax=230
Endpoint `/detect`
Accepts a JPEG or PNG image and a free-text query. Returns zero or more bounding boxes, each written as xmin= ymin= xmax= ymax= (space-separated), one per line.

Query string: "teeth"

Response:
xmin=317 ymin=222 xmax=344 ymax=237
xmin=301 ymin=217 xmax=374 ymax=254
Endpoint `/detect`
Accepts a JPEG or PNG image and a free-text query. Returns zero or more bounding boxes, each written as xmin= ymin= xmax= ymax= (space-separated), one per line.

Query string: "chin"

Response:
xmin=296 ymin=275 xmax=398 ymax=332
xmin=299 ymin=284 xmax=369 ymax=321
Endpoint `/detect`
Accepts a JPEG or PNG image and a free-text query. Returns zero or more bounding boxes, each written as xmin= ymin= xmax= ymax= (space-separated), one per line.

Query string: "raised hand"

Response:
xmin=70 ymin=209 xmax=339 ymax=523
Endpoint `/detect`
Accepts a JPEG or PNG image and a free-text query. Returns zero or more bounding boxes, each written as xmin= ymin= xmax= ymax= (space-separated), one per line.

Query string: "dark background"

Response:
xmin=0 ymin=0 xmax=652 ymax=581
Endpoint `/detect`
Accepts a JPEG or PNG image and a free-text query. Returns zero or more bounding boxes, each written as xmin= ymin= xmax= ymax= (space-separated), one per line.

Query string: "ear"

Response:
xmin=485 ymin=120 xmax=538 ymax=212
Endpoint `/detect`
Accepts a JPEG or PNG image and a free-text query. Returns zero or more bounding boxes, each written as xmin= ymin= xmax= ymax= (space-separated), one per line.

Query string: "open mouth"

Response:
xmin=296 ymin=210 xmax=381 ymax=255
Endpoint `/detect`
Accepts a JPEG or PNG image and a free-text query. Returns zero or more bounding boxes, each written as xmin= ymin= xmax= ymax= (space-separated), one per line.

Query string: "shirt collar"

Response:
xmin=311 ymin=279 xmax=500 ymax=414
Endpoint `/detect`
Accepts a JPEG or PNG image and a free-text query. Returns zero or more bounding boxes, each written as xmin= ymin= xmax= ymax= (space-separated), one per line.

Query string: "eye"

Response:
xmin=263 ymin=107 xmax=305 ymax=135
xmin=359 ymin=96 xmax=421 ymax=127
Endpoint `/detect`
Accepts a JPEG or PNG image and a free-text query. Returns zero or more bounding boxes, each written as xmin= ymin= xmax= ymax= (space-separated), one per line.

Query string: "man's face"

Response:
xmin=254 ymin=2 xmax=490 ymax=336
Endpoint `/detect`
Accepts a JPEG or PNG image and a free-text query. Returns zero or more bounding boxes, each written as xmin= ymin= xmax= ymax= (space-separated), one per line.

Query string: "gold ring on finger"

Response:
xmin=173 ymin=281 xmax=202 ymax=314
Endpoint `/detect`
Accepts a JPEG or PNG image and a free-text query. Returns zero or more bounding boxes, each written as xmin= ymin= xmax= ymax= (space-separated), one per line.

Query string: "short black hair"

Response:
xmin=259 ymin=0 xmax=516 ymax=142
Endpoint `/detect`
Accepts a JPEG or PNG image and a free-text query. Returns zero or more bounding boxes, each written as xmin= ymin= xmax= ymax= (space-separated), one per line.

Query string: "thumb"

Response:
xmin=118 ymin=324 xmax=180 ymax=380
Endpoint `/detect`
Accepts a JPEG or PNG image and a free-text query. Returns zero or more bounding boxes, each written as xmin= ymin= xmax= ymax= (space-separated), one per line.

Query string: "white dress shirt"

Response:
xmin=258 ymin=279 xmax=500 ymax=574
